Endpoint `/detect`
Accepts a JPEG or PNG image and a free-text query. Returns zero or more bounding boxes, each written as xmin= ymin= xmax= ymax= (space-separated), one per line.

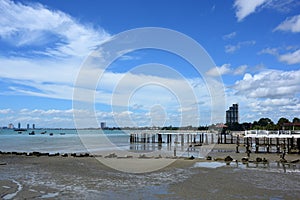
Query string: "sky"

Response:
xmin=0 ymin=0 xmax=299 ymax=128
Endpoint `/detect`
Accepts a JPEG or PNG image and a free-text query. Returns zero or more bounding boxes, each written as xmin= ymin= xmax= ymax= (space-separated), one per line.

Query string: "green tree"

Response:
xmin=292 ymin=117 xmax=300 ymax=123
xmin=258 ymin=118 xmax=274 ymax=127
xmin=277 ymin=117 xmax=290 ymax=126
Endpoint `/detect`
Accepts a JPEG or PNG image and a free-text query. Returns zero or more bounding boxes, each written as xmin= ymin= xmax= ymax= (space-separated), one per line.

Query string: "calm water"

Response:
xmin=0 ymin=129 xmax=130 ymax=153
xmin=0 ymin=129 xmax=204 ymax=157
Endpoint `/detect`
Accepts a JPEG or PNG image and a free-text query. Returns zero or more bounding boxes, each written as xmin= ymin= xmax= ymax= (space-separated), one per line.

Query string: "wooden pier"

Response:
xmin=244 ymin=130 xmax=300 ymax=154
xmin=128 ymin=130 xmax=300 ymax=156
xmin=129 ymin=131 xmax=213 ymax=146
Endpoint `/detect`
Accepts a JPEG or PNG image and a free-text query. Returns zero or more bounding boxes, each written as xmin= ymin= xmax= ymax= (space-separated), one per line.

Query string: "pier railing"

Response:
xmin=244 ymin=130 xmax=300 ymax=138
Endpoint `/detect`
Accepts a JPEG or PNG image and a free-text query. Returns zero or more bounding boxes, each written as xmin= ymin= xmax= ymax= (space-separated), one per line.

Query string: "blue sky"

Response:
xmin=0 ymin=0 xmax=299 ymax=128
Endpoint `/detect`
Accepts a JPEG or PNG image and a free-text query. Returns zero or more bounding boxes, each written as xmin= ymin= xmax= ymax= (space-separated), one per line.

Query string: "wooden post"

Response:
xmin=231 ymin=134 xmax=233 ymax=144
xmin=181 ymin=134 xmax=184 ymax=145
xmin=152 ymin=134 xmax=155 ymax=143
xmin=158 ymin=134 xmax=162 ymax=144
xmin=211 ymin=134 xmax=214 ymax=144
xmin=236 ymin=135 xmax=240 ymax=153
xmin=276 ymin=138 xmax=280 ymax=153
xmin=268 ymin=137 xmax=270 ymax=153
xmin=283 ymin=138 xmax=286 ymax=153
xmin=297 ymin=138 xmax=300 ymax=154
xmin=145 ymin=134 xmax=148 ymax=143
xmin=255 ymin=138 xmax=259 ymax=153
xmin=246 ymin=137 xmax=250 ymax=157
xmin=130 ymin=134 xmax=133 ymax=143
xmin=287 ymin=138 xmax=291 ymax=154
xmin=166 ymin=134 xmax=169 ymax=143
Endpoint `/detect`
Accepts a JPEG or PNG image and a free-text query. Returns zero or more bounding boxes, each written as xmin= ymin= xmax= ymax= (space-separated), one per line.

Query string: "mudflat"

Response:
xmin=1 ymin=150 xmax=300 ymax=199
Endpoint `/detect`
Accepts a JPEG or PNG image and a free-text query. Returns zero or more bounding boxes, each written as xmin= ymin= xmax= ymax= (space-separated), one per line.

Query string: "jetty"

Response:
xmin=244 ymin=130 xmax=300 ymax=154
xmin=129 ymin=129 xmax=300 ymax=155
xmin=129 ymin=131 xmax=215 ymax=146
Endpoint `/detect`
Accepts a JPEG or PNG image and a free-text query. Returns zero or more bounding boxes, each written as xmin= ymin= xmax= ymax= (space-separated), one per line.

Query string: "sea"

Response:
xmin=0 ymin=129 xmax=132 ymax=154
xmin=0 ymin=129 xmax=205 ymax=157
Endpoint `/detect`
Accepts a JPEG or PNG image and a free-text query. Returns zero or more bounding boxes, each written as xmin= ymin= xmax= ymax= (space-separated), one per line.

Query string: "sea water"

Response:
xmin=0 ymin=129 xmax=130 ymax=153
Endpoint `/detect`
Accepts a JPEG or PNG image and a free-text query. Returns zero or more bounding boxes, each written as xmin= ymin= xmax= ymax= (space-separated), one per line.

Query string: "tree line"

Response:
xmin=226 ymin=117 xmax=300 ymax=131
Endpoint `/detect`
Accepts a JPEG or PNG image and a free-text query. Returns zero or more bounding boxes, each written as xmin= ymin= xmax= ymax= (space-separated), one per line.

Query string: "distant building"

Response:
xmin=8 ymin=123 xmax=14 ymax=129
xmin=100 ymin=122 xmax=106 ymax=129
xmin=32 ymin=124 xmax=35 ymax=129
xmin=226 ymin=104 xmax=239 ymax=124
xmin=18 ymin=122 xmax=21 ymax=129
xmin=27 ymin=124 xmax=30 ymax=129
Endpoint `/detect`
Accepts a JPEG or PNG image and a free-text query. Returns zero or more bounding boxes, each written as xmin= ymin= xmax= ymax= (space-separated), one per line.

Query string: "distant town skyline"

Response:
xmin=0 ymin=0 xmax=299 ymax=128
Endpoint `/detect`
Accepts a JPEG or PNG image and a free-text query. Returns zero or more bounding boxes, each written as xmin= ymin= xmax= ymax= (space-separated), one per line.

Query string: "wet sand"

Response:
xmin=1 ymin=147 xmax=300 ymax=199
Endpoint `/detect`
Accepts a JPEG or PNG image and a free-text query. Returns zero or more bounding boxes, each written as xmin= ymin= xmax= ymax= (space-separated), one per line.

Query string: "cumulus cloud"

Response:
xmin=275 ymin=14 xmax=300 ymax=33
xmin=233 ymin=69 xmax=300 ymax=99
xmin=225 ymin=68 xmax=300 ymax=123
xmin=278 ymin=49 xmax=300 ymax=65
xmin=234 ymin=0 xmax=268 ymax=21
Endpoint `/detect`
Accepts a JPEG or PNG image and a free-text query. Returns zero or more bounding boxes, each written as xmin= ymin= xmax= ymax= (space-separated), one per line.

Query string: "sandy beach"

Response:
xmin=1 ymin=145 xmax=300 ymax=200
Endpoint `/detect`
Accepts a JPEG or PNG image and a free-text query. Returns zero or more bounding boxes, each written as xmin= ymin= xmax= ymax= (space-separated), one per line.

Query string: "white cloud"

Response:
xmin=206 ymin=64 xmax=231 ymax=76
xmin=0 ymin=1 xmax=229 ymax=127
xmin=278 ymin=49 xmax=300 ymax=64
xmin=223 ymin=32 xmax=237 ymax=40
xmin=265 ymin=0 xmax=298 ymax=13
xmin=225 ymin=68 xmax=300 ymax=123
xmin=275 ymin=14 xmax=300 ymax=33
xmin=258 ymin=47 xmax=279 ymax=56
xmin=0 ymin=109 xmax=13 ymax=114
xmin=206 ymin=64 xmax=247 ymax=76
xmin=258 ymin=47 xmax=300 ymax=65
xmin=225 ymin=40 xmax=256 ymax=53
xmin=233 ymin=65 xmax=247 ymax=75
xmin=233 ymin=69 xmax=300 ymax=99
xmin=0 ymin=0 xmax=111 ymax=102
xmin=234 ymin=0 xmax=269 ymax=22
xmin=0 ymin=0 xmax=110 ymax=57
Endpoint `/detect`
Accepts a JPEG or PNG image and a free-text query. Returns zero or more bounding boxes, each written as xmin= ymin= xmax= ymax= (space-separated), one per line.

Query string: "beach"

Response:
xmin=1 ymin=145 xmax=300 ymax=200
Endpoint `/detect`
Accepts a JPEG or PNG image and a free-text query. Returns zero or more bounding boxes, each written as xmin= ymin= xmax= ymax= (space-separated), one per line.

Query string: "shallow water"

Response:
xmin=1 ymin=158 xmax=299 ymax=199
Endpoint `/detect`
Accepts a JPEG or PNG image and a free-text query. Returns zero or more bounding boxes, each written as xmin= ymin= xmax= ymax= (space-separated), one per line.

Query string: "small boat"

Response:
xmin=49 ymin=133 xmax=53 ymax=136
xmin=29 ymin=131 xmax=35 ymax=135
xmin=40 ymin=131 xmax=47 ymax=134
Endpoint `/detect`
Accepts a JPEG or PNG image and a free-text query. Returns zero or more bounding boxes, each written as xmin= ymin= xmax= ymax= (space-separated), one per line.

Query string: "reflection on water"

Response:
xmin=193 ymin=161 xmax=300 ymax=173
xmin=193 ymin=162 xmax=226 ymax=168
